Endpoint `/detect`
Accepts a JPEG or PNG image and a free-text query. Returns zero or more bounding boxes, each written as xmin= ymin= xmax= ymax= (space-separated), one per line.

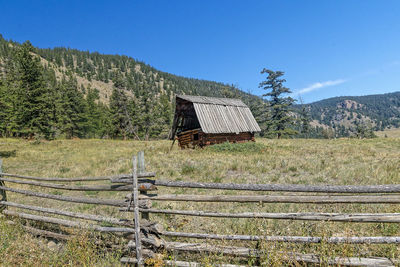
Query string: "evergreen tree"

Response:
xmin=0 ymin=80 xmax=11 ymax=136
xmin=109 ymin=87 xmax=134 ymax=139
xmin=298 ymin=97 xmax=311 ymax=138
xmin=55 ymin=76 xmax=88 ymax=138
xmin=259 ymin=69 xmax=297 ymax=138
xmin=6 ymin=41 xmax=55 ymax=138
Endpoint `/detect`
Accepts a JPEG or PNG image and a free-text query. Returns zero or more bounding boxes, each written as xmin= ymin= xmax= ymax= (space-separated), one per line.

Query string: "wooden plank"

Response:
xmin=164 ymin=242 xmax=395 ymax=266
xmin=1 ymin=201 xmax=130 ymax=226
xmin=22 ymin=225 xmax=72 ymax=240
xmin=2 ymin=210 xmax=135 ymax=233
xmin=0 ymin=172 xmax=156 ymax=182
xmin=138 ymin=151 xmax=150 ymax=221
xmin=163 ymin=260 xmax=248 ymax=267
xmin=0 ymin=177 xmax=156 ymax=191
xmin=162 ymin=231 xmax=400 ymax=244
xmin=0 ymin=159 xmax=6 ymax=211
xmin=137 ymin=194 xmax=400 ymax=204
xmin=131 ymin=155 xmax=143 ymax=266
xmin=149 ymin=180 xmax=400 ymax=193
xmin=5 ymin=219 xmax=72 ymax=240
xmin=0 ymin=185 xmax=150 ymax=208
xmin=140 ymin=208 xmax=400 ymax=223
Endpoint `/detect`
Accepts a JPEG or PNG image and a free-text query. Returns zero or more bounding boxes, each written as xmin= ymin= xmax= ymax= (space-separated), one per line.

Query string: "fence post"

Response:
xmin=131 ymin=155 xmax=142 ymax=266
xmin=0 ymin=158 xmax=6 ymax=212
xmin=137 ymin=151 xmax=149 ymax=220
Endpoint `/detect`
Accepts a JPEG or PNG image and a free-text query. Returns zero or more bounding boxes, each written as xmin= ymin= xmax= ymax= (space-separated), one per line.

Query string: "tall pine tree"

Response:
xmin=259 ymin=69 xmax=297 ymax=138
xmin=6 ymin=41 xmax=55 ymax=139
xmin=55 ymin=76 xmax=88 ymax=138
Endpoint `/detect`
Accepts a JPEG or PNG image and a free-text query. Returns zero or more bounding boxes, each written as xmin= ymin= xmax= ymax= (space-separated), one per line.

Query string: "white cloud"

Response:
xmin=296 ymin=79 xmax=346 ymax=95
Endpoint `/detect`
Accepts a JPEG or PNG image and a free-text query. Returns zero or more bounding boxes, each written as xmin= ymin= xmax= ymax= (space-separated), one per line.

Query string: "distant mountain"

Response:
xmin=297 ymin=92 xmax=400 ymax=133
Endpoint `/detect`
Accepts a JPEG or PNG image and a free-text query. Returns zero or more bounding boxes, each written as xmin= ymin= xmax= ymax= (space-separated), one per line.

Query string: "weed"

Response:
xmin=181 ymin=163 xmax=196 ymax=175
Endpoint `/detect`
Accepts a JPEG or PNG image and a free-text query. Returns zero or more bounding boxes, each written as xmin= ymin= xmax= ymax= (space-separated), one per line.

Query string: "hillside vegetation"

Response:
xmin=1 ymin=34 xmax=399 ymax=141
xmin=0 ymin=137 xmax=399 ymax=265
xmin=0 ymin=35 xmax=264 ymax=140
xmin=297 ymin=92 xmax=400 ymax=135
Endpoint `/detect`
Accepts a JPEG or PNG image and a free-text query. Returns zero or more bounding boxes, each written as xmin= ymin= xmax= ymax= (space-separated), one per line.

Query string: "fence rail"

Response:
xmin=144 ymin=179 xmax=400 ymax=193
xmin=0 ymin=152 xmax=399 ymax=266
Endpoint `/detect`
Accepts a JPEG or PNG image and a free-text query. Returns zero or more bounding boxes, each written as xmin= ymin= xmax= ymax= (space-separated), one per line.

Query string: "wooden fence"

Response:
xmin=1 ymin=153 xmax=400 ymax=266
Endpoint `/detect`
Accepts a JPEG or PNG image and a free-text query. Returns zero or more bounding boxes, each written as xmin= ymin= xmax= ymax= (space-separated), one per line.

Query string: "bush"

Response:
xmin=206 ymin=141 xmax=266 ymax=153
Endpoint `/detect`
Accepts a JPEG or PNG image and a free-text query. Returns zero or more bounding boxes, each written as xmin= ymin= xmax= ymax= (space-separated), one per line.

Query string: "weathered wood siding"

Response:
xmin=177 ymin=129 xmax=254 ymax=149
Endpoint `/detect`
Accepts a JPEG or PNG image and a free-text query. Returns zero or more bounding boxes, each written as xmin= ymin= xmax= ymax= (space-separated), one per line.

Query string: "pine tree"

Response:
xmin=109 ymin=87 xmax=131 ymax=139
xmin=258 ymin=69 xmax=297 ymax=138
xmin=0 ymin=80 xmax=11 ymax=136
xmin=298 ymin=97 xmax=311 ymax=138
xmin=55 ymin=76 xmax=88 ymax=138
xmin=6 ymin=41 xmax=56 ymax=139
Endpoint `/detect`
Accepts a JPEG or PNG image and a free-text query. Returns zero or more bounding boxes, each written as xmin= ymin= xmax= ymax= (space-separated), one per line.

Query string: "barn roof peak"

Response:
xmin=176 ymin=95 xmax=248 ymax=107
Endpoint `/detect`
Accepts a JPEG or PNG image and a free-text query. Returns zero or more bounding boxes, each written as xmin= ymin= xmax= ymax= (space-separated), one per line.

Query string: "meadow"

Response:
xmin=0 ymin=136 xmax=399 ymax=266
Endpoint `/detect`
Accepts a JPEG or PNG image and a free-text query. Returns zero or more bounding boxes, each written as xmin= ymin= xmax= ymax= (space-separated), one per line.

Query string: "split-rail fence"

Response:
xmin=0 ymin=152 xmax=399 ymax=266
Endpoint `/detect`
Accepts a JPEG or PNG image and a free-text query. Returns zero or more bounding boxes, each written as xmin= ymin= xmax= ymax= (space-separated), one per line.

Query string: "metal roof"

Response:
xmin=176 ymin=95 xmax=248 ymax=107
xmin=176 ymin=95 xmax=261 ymax=134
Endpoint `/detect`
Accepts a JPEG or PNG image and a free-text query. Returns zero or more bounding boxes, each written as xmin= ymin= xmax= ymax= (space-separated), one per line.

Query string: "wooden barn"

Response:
xmin=169 ymin=95 xmax=261 ymax=148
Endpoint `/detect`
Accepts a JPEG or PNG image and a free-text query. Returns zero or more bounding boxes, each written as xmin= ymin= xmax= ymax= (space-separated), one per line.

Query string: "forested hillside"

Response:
xmin=295 ymin=92 xmax=400 ymax=137
xmin=0 ymin=35 xmax=264 ymax=140
xmin=1 ymin=34 xmax=399 ymax=140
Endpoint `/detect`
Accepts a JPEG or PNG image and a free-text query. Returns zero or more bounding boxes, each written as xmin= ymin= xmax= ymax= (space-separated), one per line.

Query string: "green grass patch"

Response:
xmin=206 ymin=141 xmax=267 ymax=153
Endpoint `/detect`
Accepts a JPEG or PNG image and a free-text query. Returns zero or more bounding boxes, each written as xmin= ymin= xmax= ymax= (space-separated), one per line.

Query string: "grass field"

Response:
xmin=0 ymin=137 xmax=400 ymax=266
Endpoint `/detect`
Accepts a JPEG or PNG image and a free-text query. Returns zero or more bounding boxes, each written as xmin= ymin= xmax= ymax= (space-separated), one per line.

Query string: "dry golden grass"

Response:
xmin=376 ymin=128 xmax=400 ymax=138
xmin=0 ymin=137 xmax=400 ymax=265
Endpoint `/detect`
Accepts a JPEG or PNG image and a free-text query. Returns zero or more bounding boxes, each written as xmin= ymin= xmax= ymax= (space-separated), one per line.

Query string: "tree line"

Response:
xmin=0 ymin=35 xmax=381 ymax=140
xmin=0 ymin=41 xmax=172 ymax=140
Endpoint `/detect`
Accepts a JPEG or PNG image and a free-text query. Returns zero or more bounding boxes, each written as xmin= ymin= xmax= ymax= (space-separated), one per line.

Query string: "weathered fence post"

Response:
xmin=0 ymin=158 xmax=7 ymax=212
xmin=131 ymin=155 xmax=142 ymax=266
xmin=137 ymin=151 xmax=149 ymax=220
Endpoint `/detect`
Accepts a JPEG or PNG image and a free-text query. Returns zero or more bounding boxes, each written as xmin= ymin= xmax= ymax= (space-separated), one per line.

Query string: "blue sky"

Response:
xmin=1 ymin=0 xmax=400 ymax=103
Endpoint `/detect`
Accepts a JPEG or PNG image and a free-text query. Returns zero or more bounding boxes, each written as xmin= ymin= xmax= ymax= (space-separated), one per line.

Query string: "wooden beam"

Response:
xmin=1 ymin=201 xmax=130 ymax=226
xmin=163 ymin=260 xmax=248 ymax=267
xmin=164 ymin=242 xmax=396 ymax=266
xmin=0 ymin=172 xmax=156 ymax=182
xmin=2 ymin=210 xmax=135 ymax=233
xmin=136 ymin=193 xmax=400 ymax=204
xmin=140 ymin=208 xmax=400 ymax=223
xmin=162 ymin=231 xmax=400 ymax=244
xmin=131 ymin=155 xmax=143 ymax=266
xmin=0 ymin=185 xmax=148 ymax=208
xmin=0 ymin=177 xmax=156 ymax=192
xmin=0 ymin=159 xmax=6 ymax=211
xmin=149 ymin=180 xmax=400 ymax=193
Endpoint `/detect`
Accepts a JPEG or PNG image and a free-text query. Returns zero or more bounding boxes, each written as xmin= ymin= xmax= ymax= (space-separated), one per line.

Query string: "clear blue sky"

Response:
xmin=1 ymin=0 xmax=400 ymax=103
